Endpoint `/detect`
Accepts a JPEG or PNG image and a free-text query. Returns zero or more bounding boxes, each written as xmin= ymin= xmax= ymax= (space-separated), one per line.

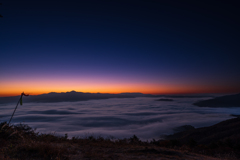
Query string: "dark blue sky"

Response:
xmin=1 ymin=0 xmax=240 ymax=96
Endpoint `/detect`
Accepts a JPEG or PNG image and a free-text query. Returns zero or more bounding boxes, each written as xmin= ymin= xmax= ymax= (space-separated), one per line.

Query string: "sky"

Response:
xmin=0 ymin=0 xmax=240 ymax=97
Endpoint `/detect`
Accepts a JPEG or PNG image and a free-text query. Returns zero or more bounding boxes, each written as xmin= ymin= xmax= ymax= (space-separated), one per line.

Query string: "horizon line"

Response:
xmin=0 ymin=90 xmax=238 ymax=98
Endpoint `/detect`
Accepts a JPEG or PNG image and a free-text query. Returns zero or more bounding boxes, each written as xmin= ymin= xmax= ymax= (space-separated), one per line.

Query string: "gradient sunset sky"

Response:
xmin=0 ymin=0 xmax=240 ymax=97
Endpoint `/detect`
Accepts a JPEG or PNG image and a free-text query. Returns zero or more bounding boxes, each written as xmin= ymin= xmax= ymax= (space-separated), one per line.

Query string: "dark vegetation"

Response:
xmin=193 ymin=93 xmax=240 ymax=107
xmin=1 ymin=118 xmax=240 ymax=159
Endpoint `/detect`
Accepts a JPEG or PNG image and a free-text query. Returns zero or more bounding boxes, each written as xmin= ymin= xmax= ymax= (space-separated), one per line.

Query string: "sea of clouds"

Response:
xmin=1 ymin=97 xmax=240 ymax=140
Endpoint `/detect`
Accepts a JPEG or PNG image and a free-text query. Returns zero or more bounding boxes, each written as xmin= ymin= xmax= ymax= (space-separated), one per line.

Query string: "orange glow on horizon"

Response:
xmin=0 ymin=78 xmax=238 ymax=97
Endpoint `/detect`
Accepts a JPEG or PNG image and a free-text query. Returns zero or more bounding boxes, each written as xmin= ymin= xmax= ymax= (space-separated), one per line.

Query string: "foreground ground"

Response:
xmin=1 ymin=118 xmax=240 ymax=160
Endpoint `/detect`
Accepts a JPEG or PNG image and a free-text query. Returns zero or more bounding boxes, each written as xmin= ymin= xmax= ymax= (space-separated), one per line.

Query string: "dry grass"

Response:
xmin=0 ymin=122 xmax=238 ymax=160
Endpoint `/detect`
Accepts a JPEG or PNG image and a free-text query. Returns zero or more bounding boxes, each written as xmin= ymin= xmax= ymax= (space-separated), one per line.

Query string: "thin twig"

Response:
xmin=8 ymin=95 xmax=22 ymax=124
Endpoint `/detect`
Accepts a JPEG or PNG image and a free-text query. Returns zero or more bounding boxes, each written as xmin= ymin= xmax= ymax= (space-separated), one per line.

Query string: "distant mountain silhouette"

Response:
xmin=193 ymin=93 xmax=240 ymax=107
xmin=119 ymin=92 xmax=153 ymax=97
xmin=0 ymin=91 xmax=157 ymax=104
xmin=0 ymin=91 xmax=214 ymax=104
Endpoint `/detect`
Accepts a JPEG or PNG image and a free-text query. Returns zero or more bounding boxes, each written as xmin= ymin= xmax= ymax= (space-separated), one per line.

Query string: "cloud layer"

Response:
xmin=1 ymin=97 xmax=239 ymax=140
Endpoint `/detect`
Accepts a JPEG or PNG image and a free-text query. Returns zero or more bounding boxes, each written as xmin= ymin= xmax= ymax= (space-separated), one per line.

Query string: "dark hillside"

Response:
xmin=165 ymin=118 xmax=240 ymax=145
xmin=0 ymin=121 xmax=223 ymax=160
xmin=193 ymin=93 xmax=240 ymax=107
